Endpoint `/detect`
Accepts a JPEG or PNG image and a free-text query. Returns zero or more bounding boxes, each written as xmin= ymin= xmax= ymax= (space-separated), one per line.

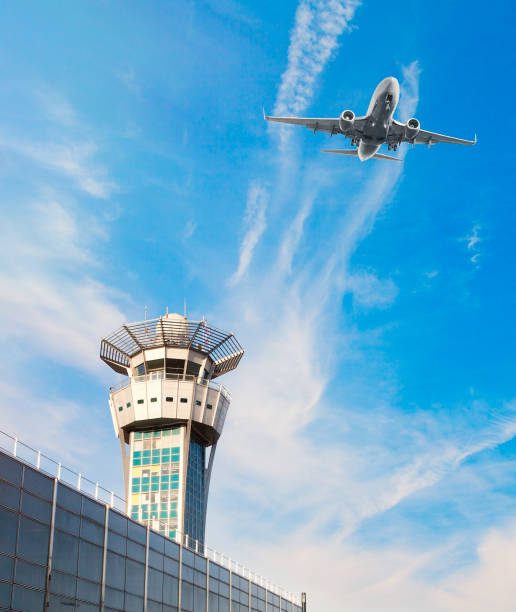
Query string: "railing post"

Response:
xmin=13 ymin=437 xmax=18 ymax=457
xmin=37 ymin=450 xmax=41 ymax=469
xmin=77 ymin=473 xmax=82 ymax=491
xmin=110 ymin=491 xmax=114 ymax=507
xmin=57 ymin=462 xmax=62 ymax=480
xmin=95 ymin=482 xmax=99 ymax=499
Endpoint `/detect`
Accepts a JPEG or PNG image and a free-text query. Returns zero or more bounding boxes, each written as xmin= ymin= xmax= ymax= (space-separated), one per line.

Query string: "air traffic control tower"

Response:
xmin=100 ymin=313 xmax=244 ymax=546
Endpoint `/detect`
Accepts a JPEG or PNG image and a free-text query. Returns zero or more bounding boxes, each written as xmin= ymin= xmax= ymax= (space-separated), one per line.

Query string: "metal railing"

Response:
xmin=110 ymin=373 xmax=232 ymax=402
xmin=0 ymin=429 xmax=125 ymax=512
xmin=0 ymin=429 xmax=300 ymax=605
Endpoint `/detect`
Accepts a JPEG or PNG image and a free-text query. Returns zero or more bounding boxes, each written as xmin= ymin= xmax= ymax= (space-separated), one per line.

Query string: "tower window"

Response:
xmin=165 ymin=397 xmax=173 ymax=402
xmin=118 ymin=406 xmax=123 ymax=412
xmin=195 ymin=400 xmax=201 ymax=406
xmin=126 ymin=402 xmax=131 ymax=408
xmin=180 ymin=398 xmax=188 ymax=403
xmin=150 ymin=397 xmax=157 ymax=403
xmin=137 ymin=399 xmax=144 ymax=405
xmin=206 ymin=404 xmax=212 ymax=410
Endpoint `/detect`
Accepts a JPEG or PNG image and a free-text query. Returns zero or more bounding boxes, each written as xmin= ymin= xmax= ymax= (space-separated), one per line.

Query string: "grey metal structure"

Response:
xmin=0 ymin=446 xmax=305 ymax=611
xmin=100 ymin=313 xmax=244 ymax=546
xmin=265 ymin=76 xmax=476 ymax=162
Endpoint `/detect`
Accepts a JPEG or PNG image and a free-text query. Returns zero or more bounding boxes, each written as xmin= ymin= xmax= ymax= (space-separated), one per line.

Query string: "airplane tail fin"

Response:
xmin=321 ymin=149 xmax=402 ymax=162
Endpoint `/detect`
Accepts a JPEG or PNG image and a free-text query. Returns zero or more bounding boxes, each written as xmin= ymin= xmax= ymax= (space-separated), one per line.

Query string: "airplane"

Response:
xmin=264 ymin=76 xmax=476 ymax=162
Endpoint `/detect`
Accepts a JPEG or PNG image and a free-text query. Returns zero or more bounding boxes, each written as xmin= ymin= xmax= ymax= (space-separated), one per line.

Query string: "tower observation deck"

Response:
xmin=100 ymin=312 xmax=244 ymax=544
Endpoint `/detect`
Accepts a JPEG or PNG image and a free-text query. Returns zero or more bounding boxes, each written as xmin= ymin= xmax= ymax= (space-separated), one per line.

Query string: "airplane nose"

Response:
xmin=387 ymin=76 xmax=400 ymax=93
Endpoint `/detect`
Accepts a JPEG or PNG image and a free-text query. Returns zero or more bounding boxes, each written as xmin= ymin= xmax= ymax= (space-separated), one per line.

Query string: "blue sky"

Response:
xmin=1 ymin=0 xmax=516 ymax=609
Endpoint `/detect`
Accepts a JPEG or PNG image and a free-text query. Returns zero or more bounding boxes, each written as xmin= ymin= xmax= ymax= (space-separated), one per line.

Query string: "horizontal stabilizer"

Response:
xmin=322 ymin=149 xmax=402 ymax=162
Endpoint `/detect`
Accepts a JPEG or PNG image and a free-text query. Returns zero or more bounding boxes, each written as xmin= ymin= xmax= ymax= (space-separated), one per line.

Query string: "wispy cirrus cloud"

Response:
xmin=233 ymin=0 xmax=362 ymax=284
xmin=229 ymin=180 xmax=268 ymax=285
xmin=463 ymin=223 xmax=482 ymax=264
xmin=0 ymin=135 xmax=117 ymax=198
xmin=274 ymin=0 xmax=361 ymax=117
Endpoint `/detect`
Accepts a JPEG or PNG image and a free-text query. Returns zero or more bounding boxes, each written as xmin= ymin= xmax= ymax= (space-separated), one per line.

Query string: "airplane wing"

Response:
xmin=390 ymin=120 xmax=476 ymax=146
xmin=264 ymin=114 xmax=367 ymax=137
xmin=322 ymin=149 xmax=402 ymax=162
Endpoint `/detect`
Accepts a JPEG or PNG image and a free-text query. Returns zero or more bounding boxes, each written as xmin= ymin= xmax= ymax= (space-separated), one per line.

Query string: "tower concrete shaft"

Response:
xmin=100 ymin=312 xmax=244 ymax=544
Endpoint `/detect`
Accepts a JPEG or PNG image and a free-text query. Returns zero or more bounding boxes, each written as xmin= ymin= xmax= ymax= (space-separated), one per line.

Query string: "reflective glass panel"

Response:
xmin=12 ymin=584 xmax=45 ymax=611
xmin=125 ymin=559 xmax=145 ymax=596
xmin=163 ymin=573 xmax=179 ymax=604
xmin=21 ymin=491 xmax=51 ymax=524
xmin=0 ymin=454 xmax=23 ymax=486
xmin=108 ymin=510 xmax=128 ymax=536
xmin=17 ymin=516 xmax=49 ymax=565
xmin=80 ymin=517 xmax=104 ymax=546
xmin=55 ymin=507 xmax=80 ymax=534
xmin=105 ymin=586 xmax=124 ymax=608
xmin=107 ymin=528 xmax=126 ymax=555
xmin=78 ymin=539 xmax=102 ymax=582
xmin=22 ymin=468 xmax=53 ymax=501
xmin=181 ymin=580 xmax=194 ymax=611
xmin=194 ymin=585 xmax=207 ymax=612
xmin=56 ymin=484 xmax=81 ymax=514
xmin=0 ymin=553 xmax=14 ymax=581
xmin=50 ymin=570 xmax=76 ymax=596
xmin=0 ymin=506 xmax=18 ymax=554
xmin=128 ymin=521 xmax=146 ymax=545
xmin=52 ymin=530 xmax=79 ymax=574
xmin=77 ymin=577 xmax=101 ymax=603
xmin=0 ymin=581 xmax=11 ymax=607
xmin=125 ymin=591 xmax=144 ymax=612
xmin=148 ymin=568 xmax=163 ymax=601
xmin=82 ymin=497 xmax=105 ymax=524
xmin=0 ymin=478 xmax=20 ymax=510
xmin=15 ymin=558 xmax=46 ymax=589
xmin=105 ymin=551 xmax=125 ymax=590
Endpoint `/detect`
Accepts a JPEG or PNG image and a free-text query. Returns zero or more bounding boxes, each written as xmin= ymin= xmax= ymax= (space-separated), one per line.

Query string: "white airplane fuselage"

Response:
xmin=358 ymin=76 xmax=400 ymax=161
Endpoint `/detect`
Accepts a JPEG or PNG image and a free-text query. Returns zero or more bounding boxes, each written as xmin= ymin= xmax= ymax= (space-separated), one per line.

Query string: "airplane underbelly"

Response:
xmin=363 ymin=110 xmax=391 ymax=143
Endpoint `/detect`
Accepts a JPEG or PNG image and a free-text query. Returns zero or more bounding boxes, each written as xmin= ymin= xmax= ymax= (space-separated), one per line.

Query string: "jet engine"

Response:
xmin=405 ymin=118 xmax=420 ymax=140
xmin=339 ymin=110 xmax=355 ymax=132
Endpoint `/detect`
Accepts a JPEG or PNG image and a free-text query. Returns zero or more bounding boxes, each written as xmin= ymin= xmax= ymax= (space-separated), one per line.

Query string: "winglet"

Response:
xmin=474 ymin=133 xmax=477 ymax=144
xmin=263 ymin=107 xmax=268 ymax=121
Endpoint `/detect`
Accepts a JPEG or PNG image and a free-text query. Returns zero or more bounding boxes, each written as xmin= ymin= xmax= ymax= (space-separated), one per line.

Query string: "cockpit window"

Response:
xmin=386 ymin=94 xmax=393 ymax=103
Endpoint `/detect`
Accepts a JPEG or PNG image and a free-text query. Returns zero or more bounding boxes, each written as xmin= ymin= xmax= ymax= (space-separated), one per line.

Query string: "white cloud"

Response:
xmin=463 ymin=223 xmax=482 ymax=264
xmin=0 ymin=198 xmax=127 ymax=373
xmin=206 ymin=58 xmax=516 ymax=610
xmin=397 ymin=60 xmax=422 ymax=122
xmin=346 ymin=270 xmax=399 ymax=309
xmin=272 ymin=0 xmax=361 ymax=147
xmin=0 ymin=135 xmax=117 ymax=198
xmin=274 ymin=0 xmax=360 ymax=117
xmin=35 ymin=87 xmax=77 ymax=126
xmin=229 ymin=181 xmax=268 ymax=285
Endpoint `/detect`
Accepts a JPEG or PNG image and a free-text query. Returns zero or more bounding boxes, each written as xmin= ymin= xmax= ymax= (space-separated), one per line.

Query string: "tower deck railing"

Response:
xmin=0 ymin=429 xmax=300 ymax=605
xmin=110 ymin=372 xmax=232 ymax=401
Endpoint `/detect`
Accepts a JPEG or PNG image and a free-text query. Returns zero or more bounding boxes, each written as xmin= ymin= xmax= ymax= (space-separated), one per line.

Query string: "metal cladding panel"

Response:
xmin=112 ymin=387 xmax=134 ymax=430
xmin=192 ymin=402 xmax=203 ymax=422
xmin=146 ymin=380 xmax=162 ymax=419
xmin=177 ymin=400 xmax=190 ymax=420
xmin=108 ymin=398 xmax=118 ymax=437
xmin=134 ymin=400 xmax=148 ymax=422
xmin=108 ymin=378 xmax=230 ymax=441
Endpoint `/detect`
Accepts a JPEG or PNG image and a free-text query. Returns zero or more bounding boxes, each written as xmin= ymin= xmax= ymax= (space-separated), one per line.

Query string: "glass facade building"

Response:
xmin=0 ymin=450 xmax=304 ymax=612
xmin=129 ymin=427 xmax=206 ymax=544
